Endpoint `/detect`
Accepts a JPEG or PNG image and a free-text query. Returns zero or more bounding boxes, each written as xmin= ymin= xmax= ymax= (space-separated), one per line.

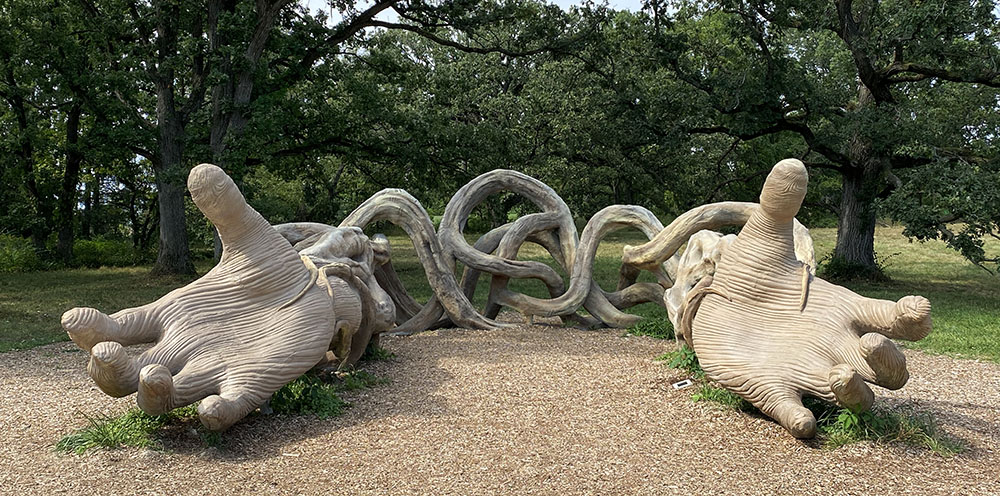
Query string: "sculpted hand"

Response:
xmin=61 ymin=164 xmax=336 ymax=431
xmin=687 ymin=160 xmax=931 ymax=438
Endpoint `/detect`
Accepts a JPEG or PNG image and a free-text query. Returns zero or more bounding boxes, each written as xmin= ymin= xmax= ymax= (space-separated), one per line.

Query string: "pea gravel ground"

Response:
xmin=1 ymin=323 xmax=998 ymax=495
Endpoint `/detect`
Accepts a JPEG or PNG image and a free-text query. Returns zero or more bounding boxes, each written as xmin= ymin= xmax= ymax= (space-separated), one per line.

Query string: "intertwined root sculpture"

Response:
xmin=60 ymin=164 xmax=384 ymax=431
xmin=60 ymin=160 xmax=931 ymax=437
xmin=686 ymin=159 xmax=932 ymax=438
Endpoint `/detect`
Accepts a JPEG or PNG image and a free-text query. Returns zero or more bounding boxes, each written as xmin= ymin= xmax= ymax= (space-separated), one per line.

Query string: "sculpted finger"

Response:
xmin=889 ymin=296 xmax=932 ymax=340
xmin=62 ymin=305 xmax=162 ymax=352
xmin=828 ymin=364 xmax=875 ymax=412
xmin=858 ymin=332 xmax=909 ymax=389
xmin=198 ymin=385 xmax=268 ymax=432
xmin=136 ymin=361 xmax=224 ymax=415
xmin=188 ymin=164 xmax=290 ymax=256
xmin=850 ymin=295 xmax=931 ymax=341
xmin=759 ymin=391 xmax=816 ymax=438
xmin=757 ymin=159 xmax=808 ymax=223
xmin=87 ymin=342 xmax=140 ymax=397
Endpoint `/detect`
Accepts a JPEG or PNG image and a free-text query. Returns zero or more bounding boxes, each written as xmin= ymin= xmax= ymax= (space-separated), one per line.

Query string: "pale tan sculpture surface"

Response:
xmin=60 ymin=160 xmax=930 ymax=438
xmin=664 ymin=230 xmax=736 ymax=332
xmin=684 ymin=159 xmax=932 ymax=438
xmin=61 ymin=164 xmax=393 ymax=431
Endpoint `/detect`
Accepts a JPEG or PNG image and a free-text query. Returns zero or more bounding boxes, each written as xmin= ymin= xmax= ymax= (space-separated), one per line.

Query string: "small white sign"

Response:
xmin=672 ymin=379 xmax=694 ymax=390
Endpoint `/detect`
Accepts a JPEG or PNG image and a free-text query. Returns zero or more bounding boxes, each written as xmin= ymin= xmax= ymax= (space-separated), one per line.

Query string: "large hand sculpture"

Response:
xmin=61 ymin=164 xmax=349 ymax=431
xmin=687 ymin=159 xmax=932 ymax=438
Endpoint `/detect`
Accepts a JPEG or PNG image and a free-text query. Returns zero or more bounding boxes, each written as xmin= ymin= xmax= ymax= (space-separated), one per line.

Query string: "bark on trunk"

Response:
xmin=833 ymin=86 xmax=885 ymax=272
xmin=56 ymin=102 xmax=84 ymax=263
xmin=151 ymin=117 xmax=194 ymax=275
xmin=152 ymin=171 xmax=194 ymax=275
xmin=833 ymin=167 xmax=878 ymax=268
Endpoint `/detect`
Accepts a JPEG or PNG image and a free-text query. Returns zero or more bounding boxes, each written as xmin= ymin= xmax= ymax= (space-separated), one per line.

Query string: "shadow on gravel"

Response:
xmin=56 ymin=342 xmax=456 ymax=461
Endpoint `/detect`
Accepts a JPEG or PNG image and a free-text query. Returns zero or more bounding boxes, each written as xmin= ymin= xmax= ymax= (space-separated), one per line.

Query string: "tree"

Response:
xmin=60 ymin=0 xmax=584 ymax=275
xmin=651 ymin=0 xmax=1000 ymax=274
xmin=0 ymin=0 xmax=121 ymax=262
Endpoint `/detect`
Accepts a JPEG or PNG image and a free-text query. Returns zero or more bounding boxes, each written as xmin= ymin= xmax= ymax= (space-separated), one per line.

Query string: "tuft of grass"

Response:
xmin=655 ymin=345 xmax=703 ymax=378
xmin=627 ymin=316 xmax=675 ymax=340
xmin=55 ymin=405 xmax=202 ymax=455
xmin=56 ymin=370 xmax=386 ymax=454
xmin=691 ymin=384 xmax=756 ymax=412
xmin=807 ymin=400 xmax=964 ymax=456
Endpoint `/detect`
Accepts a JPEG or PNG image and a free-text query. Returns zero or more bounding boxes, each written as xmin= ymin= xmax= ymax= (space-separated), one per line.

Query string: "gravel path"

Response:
xmin=1 ymin=324 xmax=998 ymax=495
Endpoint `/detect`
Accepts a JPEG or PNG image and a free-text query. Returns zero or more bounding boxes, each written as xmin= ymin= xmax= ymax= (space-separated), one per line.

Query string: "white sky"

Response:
xmin=301 ymin=0 xmax=645 ymax=22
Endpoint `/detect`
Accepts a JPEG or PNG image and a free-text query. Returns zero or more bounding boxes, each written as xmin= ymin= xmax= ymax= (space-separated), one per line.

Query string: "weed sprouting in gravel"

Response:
xmin=362 ymin=343 xmax=396 ymax=362
xmin=691 ymin=384 xmax=756 ymax=412
xmin=269 ymin=374 xmax=350 ymax=418
xmin=806 ymin=400 xmax=965 ymax=456
xmin=55 ymin=404 xmax=203 ymax=454
xmin=627 ymin=317 xmax=675 ymax=340
xmin=55 ymin=369 xmax=387 ymax=455
xmin=55 ymin=410 xmax=168 ymax=454
xmin=656 ymin=345 xmax=703 ymax=378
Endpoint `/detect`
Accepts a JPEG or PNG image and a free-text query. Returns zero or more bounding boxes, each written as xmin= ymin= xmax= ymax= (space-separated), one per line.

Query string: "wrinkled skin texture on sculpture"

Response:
xmin=664 ymin=230 xmax=735 ymax=332
xmin=276 ymin=224 xmax=396 ymax=368
xmin=59 ymin=164 xmax=388 ymax=431
xmin=689 ymin=159 xmax=932 ymax=438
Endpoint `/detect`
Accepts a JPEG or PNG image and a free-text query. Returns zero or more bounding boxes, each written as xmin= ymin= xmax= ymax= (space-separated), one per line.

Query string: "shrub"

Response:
xmin=269 ymin=374 xmax=350 ymax=418
xmin=72 ymin=238 xmax=153 ymax=268
xmin=0 ymin=235 xmax=47 ymax=272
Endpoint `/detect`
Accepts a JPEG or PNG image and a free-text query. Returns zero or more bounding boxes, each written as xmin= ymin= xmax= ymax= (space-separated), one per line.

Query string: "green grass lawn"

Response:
xmin=1 ymin=226 xmax=997 ymax=361
xmin=0 ymin=262 xmax=210 ymax=351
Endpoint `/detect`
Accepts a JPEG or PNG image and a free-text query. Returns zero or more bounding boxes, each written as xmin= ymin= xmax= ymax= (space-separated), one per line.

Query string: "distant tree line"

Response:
xmin=1 ymin=0 xmax=998 ymax=276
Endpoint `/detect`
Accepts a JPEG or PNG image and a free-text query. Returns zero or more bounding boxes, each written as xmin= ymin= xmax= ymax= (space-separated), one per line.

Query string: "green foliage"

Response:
xmin=269 ymin=374 xmax=350 ymax=419
xmin=269 ymin=370 xmax=387 ymax=418
xmin=0 ymin=235 xmax=48 ymax=272
xmin=336 ymin=370 xmax=390 ymax=392
xmin=362 ymin=343 xmax=396 ymax=362
xmin=656 ymin=345 xmax=704 ymax=378
xmin=627 ymin=316 xmax=675 ymax=340
xmin=55 ymin=370 xmax=386 ymax=454
xmin=72 ymin=239 xmax=154 ymax=268
xmin=807 ymin=401 xmax=964 ymax=456
xmin=881 ymin=161 xmax=1000 ymax=272
xmin=691 ymin=384 xmax=756 ymax=412
xmin=55 ymin=405 xmax=204 ymax=455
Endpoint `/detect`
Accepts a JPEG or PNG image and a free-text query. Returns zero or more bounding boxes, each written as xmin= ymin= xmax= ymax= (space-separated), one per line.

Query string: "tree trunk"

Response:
xmin=5 ymin=65 xmax=52 ymax=254
xmin=834 ymin=166 xmax=878 ymax=268
xmin=151 ymin=117 xmax=195 ymax=275
xmin=833 ymin=86 xmax=886 ymax=273
xmin=56 ymin=102 xmax=83 ymax=263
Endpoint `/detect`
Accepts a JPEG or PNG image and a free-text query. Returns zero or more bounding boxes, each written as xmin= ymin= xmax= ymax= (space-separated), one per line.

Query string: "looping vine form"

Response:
xmin=281 ymin=169 xmax=816 ymax=334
